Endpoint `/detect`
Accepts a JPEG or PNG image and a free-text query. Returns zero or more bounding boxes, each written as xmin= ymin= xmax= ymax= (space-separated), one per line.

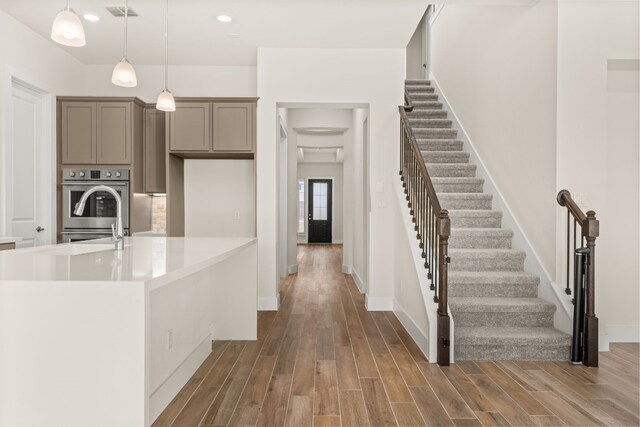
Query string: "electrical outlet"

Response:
xmin=234 ymin=211 xmax=240 ymax=220
xmin=167 ymin=328 xmax=173 ymax=350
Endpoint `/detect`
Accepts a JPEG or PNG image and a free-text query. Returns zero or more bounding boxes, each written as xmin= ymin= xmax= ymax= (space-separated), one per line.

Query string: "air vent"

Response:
xmin=106 ymin=6 xmax=139 ymax=17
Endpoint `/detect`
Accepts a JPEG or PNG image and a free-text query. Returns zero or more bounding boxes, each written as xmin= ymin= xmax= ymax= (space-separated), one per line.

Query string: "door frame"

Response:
xmin=305 ymin=176 xmax=334 ymax=244
xmin=1 ymin=70 xmax=56 ymax=245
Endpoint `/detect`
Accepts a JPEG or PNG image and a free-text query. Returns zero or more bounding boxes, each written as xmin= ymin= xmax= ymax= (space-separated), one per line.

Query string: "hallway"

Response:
xmin=154 ymin=245 xmax=639 ymax=427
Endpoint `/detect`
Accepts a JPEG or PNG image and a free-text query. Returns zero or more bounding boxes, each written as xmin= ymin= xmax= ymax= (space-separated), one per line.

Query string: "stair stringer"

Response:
xmin=392 ymin=173 xmax=455 ymax=363
xmin=428 ymin=75 xmax=572 ymax=335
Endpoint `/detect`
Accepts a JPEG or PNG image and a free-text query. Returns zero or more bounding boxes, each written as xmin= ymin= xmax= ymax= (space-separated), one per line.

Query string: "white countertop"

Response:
xmin=0 ymin=236 xmax=256 ymax=283
xmin=0 ymin=237 xmax=22 ymax=244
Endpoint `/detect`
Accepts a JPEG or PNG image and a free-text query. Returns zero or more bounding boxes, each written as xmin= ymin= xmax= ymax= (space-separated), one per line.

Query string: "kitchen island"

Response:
xmin=0 ymin=236 xmax=257 ymax=427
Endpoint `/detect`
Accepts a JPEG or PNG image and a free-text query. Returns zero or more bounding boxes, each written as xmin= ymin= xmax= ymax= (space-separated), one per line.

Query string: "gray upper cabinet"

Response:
xmin=169 ymin=103 xmax=210 ymax=152
xmin=97 ymin=102 xmax=131 ymax=164
xmin=61 ymin=102 xmax=97 ymax=164
xmin=212 ymin=103 xmax=254 ymax=152
xmin=144 ymin=108 xmax=166 ymax=193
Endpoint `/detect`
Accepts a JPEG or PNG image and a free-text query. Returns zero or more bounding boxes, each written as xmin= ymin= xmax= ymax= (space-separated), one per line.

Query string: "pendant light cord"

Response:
xmin=123 ymin=0 xmax=129 ymax=59
xmin=66 ymin=0 xmax=70 ymax=11
xmin=165 ymin=0 xmax=169 ymax=90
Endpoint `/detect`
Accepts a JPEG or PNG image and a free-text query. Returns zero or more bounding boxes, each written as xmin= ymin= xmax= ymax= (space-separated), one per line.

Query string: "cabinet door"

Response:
xmin=97 ymin=102 xmax=132 ymax=164
xmin=169 ymin=103 xmax=210 ymax=152
xmin=144 ymin=109 xmax=166 ymax=193
xmin=61 ymin=102 xmax=97 ymax=164
xmin=212 ymin=103 xmax=254 ymax=152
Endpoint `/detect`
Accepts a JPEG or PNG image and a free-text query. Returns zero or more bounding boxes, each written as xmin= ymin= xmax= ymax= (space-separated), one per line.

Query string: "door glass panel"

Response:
xmin=312 ymin=182 xmax=328 ymax=220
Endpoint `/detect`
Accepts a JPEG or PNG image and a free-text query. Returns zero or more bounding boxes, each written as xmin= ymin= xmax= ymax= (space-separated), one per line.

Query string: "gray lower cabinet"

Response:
xmin=144 ymin=108 xmax=166 ymax=193
xmin=169 ymin=103 xmax=210 ymax=152
xmin=60 ymin=99 xmax=139 ymax=165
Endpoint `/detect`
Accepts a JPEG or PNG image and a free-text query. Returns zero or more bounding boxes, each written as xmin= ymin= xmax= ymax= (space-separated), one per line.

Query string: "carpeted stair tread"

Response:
xmin=408 ymin=118 xmax=453 ymax=128
xmin=412 ymin=101 xmax=443 ymax=109
xmin=449 ymin=228 xmax=513 ymax=249
xmin=439 ymin=193 xmax=493 ymax=210
xmin=432 ymin=177 xmax=485 ymax=193
xmin=455 ymin=327 xmax=571 ymax=346
xmin=448 ymin=248 xmax=525 ymax=271
xmin=407 ymin=86 xmax=435 ymax=93
xmin=422 ymin=151 xmax=468 ymax=163
xmin=410 ymin=93 xmax=439 ymax=101
xmin=417 ymin=139 xmax=463 ymax=151
xmin=449 ymin=270 xmax=538 ymax=284
xmin=449 ymin=297 xmax=556 ymax=313
xmin=405 ymin=79 xmax=431 ymax=86
xmin=408 ymin=109 xmax=448 ymax=118
xmin=426 ymin=164 xmax=476 ymax=177
xmin=449 ymin=271 xmax=539 ymax=297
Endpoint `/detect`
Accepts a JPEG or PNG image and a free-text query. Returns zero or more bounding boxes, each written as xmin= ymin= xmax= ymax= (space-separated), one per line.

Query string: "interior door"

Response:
xmin=308 ymin=179 xmax=332 ymax=244
xmin=6 ymin=79 xmax=52 ymax=248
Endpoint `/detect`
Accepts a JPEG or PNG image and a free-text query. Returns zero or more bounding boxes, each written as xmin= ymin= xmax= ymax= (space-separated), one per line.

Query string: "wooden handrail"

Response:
xmin=399 ymin=105 xmax=450 ymax=366
xmin=404 ymin=88 xmax=414 ymax=112
xmin=557 ymin=189 xmax=599 ymax=367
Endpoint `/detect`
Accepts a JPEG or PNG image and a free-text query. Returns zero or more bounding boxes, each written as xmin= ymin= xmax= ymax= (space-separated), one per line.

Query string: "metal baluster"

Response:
xmin=565 ymin=209 xmax=571 ymax=295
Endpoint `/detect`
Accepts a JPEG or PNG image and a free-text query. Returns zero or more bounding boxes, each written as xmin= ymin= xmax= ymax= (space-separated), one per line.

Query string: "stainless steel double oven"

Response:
xmin=62 ymin=168 xmax=130 ymax=242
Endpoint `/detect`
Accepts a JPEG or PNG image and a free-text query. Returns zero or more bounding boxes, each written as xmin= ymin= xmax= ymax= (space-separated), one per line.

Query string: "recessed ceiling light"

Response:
xmin=83 ymin=13 xmax=100 ymax=22
xmin=227 ymin=32 xmax=240 ymax=38
xmin=216 ymin=13 xmax=233 ymax=23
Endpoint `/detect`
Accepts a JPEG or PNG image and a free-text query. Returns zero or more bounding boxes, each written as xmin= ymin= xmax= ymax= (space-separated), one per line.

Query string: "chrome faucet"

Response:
xmin=73 ymin=185 xmax=124 ymax=250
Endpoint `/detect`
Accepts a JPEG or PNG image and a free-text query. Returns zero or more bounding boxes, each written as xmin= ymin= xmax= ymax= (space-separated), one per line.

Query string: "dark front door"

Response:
xmin=308 ymin=179 xmax=332 ymax=243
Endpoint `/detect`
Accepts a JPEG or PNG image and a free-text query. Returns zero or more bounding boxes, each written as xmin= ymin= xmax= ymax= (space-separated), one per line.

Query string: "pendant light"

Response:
xmin=156 ymin=0 xmax=176 ymax=111
xmin=51 ymin=0 xmax=86 ymax=47
xmin=112 ymin=0 xmax=137 ymax=87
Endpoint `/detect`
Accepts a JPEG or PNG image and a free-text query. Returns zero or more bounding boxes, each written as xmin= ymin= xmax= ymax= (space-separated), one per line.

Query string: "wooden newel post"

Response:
xmin=437 ymin=210 xmax=451 ymax=366
xmin=582 ymin=210 xmax=599 ymax=367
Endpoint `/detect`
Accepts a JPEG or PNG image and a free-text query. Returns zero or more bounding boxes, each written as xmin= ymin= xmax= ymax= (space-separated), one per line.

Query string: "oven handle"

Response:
xmin=61 ymin=230 xmax=129 ymax=235
xmin=62 ymin=182 xmax=128 ymax=187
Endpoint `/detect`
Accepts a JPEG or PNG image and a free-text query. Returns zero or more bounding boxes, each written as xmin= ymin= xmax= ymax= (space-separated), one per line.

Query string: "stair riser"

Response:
xmin=418 ymin=142 xmax=463 ymax=152
xmin=454 ymin=345 xmax=571 ymax=361
xmin=427 ymin=165 xmax=476 ymax=177
xmin=449 ymin=254 xmax=525 ymax=271
xmin=407 ymin=110 xmax=448 ymax=118
xmin=408 ymin=119 xmax=452 ymax=128
xmin=412 ymin=102 xmax=443 ymax=109
xmin=441 ymin=198 xmax=493 ymax=210
xmin=433 ymin=182 xmax=484 ymax=193
xmin=423 ymin=154 xmax=468 ymax=163
xmin=414 ymin=129 xmax=458 ymax=139
xmin=449 ymin=236 xmax=512 ymax=249
xmin=449 ymin=215 xmax=502 ymax=228
xmin=453 ymin=311 xmax=554 ymax=328
xmin=449 ymin=283 xmax=537 ymax=298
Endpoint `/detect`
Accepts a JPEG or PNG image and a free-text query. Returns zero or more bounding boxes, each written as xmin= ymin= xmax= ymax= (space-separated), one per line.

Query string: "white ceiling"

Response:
xmin=0 ymin=0 xmax=428 ymax=66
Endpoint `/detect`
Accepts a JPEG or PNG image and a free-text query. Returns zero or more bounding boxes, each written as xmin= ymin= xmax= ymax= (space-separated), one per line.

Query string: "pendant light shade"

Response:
xmin=156 ymin=89 xmax=176 ymax=112
xmin=112 ymin=0 xmax=137 ymax=87
xmin=112 ymin=59 xmax=137 ymax=87
xmin=51 ymin=4 xmax=86 ymax=47
xmin=156 ymin=0 xmax=175 ymax=111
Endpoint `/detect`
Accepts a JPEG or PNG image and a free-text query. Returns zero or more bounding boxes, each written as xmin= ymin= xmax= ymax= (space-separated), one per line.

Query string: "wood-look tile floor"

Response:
xmin=153 ymin=244 xmax=640 ymax=427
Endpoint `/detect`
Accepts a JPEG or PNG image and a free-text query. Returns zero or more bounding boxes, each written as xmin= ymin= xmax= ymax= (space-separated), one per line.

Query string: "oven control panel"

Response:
xmin=63 ymin=169 xmax=129 ymax=181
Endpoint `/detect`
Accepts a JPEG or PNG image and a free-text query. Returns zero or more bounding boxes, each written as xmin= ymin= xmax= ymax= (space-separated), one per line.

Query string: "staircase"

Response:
xmin=404 ymin=79 xmax=571 ymax=361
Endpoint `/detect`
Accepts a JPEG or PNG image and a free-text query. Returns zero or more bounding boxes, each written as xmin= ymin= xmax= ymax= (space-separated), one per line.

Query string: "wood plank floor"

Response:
xmin=153 ymin=244 xmax=640 ymax=427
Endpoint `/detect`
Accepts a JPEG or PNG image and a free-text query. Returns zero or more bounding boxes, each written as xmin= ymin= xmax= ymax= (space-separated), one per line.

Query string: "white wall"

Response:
xmin=84 ymin=65 xmax=257 ymax=102
xmin=257 ymin=48 xmax=405 ymax=309
xmin=297 ymin=162 xmax=344 ymax=244
xmin=183 ymin=160 xmax=255 ymax=237
xmin=556 ymin=0 xmax=640 ymax=343
xmin=431 ymin=2 xmax=559 ymax=275
xmin=0 ymin=10 xmax=86 ymax=237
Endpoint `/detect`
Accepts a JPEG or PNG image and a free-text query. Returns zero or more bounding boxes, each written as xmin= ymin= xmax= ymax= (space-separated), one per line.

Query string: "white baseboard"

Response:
xmin=149 ymin=335 xmax=211 ymax=424
xmin=287 ymin=264 xmax=298 ymax=274
xmin=606 ymin=325 xmax=640 ymax=343
xmin=599 ymin=333 xmax=610 ymax=352
xmin=333 ymin=239 xmax=343 ymax=244
xmin=258 ymin=296 xmax=279 ymax=311
xmin=393 ymin=302 xmax=430 ymax=360
xmin=365 ymin=295 xmax=394 ymax=311
xmin=342 ymin=264 xmax=352 ymax=274
xmin=352 ymin=269 xmax=366 ymax=294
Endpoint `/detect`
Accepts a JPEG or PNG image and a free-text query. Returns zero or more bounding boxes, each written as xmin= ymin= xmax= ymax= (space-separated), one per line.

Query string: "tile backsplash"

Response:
xmin=152 ymin=196 xmax=166 ymax=233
